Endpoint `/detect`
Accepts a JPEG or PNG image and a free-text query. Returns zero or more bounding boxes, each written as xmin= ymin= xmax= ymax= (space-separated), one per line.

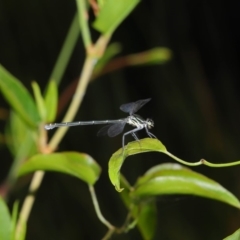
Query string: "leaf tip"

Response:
xmin=115 ymin=185 xmax=124 ymax=192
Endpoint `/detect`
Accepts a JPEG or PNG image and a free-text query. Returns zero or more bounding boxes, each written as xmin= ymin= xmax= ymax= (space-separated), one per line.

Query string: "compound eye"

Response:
xmin=147 ymin=118 xmax=154 ymax=128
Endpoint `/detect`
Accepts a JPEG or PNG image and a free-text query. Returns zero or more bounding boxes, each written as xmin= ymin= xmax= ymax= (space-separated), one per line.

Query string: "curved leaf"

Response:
xmin=108 ymin=138 xmax=166 ymax=191
xmin=0 ymin=197 xmax=11 ymax=240
xmin=223 ymin=229 xmax=240 ymax=240
xmin=132 ymin=163 xmax=240 ymax=209
xmin=93 ymin=0 xmax=140 ymax=34
xmin=0 ymin=65 xmax=40 ymax=127
xmin=18 ymin=152 xmax=101 ymax=185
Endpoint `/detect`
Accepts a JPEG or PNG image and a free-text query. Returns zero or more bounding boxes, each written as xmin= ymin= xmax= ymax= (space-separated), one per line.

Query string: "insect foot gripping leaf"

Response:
xmin=108 ymin=138 xmax=167 ymax=192
xmin=109 ymin=138 xmax=240 ymax=210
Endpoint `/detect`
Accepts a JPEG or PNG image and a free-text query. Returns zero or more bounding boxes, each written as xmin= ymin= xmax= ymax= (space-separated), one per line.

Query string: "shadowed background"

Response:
xmin=0 ymin=0 xmax=240 ymax=239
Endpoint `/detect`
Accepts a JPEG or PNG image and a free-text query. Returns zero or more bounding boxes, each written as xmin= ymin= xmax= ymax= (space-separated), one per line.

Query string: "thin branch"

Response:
xmin=49 ymin=13 xmax=80 ymax=85
xmin=48 ymin=56 xmax=96 ymax=150
xmin=15 ymin=1 xmax=112 ymax=235
xmin=76 ymin=0 xmax=92 ymax=49
xmin=15 ymin=171 xmax=45 ymax=238
xmin=89 ymin=185 xmax=115 ymax=230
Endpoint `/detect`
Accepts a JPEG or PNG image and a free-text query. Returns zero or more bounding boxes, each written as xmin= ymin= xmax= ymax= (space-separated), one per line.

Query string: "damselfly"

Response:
xmin=45 ymin=98 xmax=157 ymax=149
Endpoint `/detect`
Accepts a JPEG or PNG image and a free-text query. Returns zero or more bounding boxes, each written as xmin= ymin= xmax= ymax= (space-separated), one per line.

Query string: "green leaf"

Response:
xmin=119 ymin=175 xmax=133 ymax=208
xmin=32 ymin=81 xmax=46 ymax=121
xmin=119 ymin=176 xmax=157 ymax=239
xmin=18 ymin=152 xmax=101 ymax=185
xmin=0 ymin=197 xmax=11 ymax=240
xmin=136 ymin=200 xmax=157 ymax=240
xmin=126 ymin=47 xmax=172 ymax=66
xmin=0 ymin=65 xmax=40 ymax=127
xmin=5 ymin=111 xmax=37 ymax=158
xmin=132 ymin=163 xmax=240 ymax=209
xmin=108 ymin=138 xmax=166 ymax=191
xmin=11 ymin=201 xmax=19 ymax=240
xmin=93 ymin=0 xmax=140 ymax=34
xmin=223 ymin=229 xmax=240 ymax=240
xmin=44 ymin=80 xmax=58 ymax=122
xmin=97 ymin=0 xmax=107 ymax=9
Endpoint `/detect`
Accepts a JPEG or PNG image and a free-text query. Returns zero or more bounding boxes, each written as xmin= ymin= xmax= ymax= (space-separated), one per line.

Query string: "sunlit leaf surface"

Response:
xmin=133 ymin=163 xmax=240 ymax=209
xmin=93 ymin=0 xmax=140 ymax=34
xmin=19 ymin=152 xmax=101 ymax=185
xmin=109 ymin=138 xmax=166 ymax=191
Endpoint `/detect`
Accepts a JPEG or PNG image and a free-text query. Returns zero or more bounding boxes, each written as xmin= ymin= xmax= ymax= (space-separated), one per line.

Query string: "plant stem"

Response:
xmin=89 ymin=185 xmax=115 ymax=231
xmin=15 ymin=171 xmax=44 ymax=239
xmin=76 ymin=0 xmax=92 ymax=49
xmin=16 ymin=56 xmax=96 ymax=233
xmin=102 ymin=229 xmax=115 ymax=240
xmin=165 ymin=151 xmax=240 ymax=167
xmin=15 ymin=0 xmax=111 ymax=234
xmin=49 ymin=13 xmax=80 ymax=85
xmin=48 ymin=56 xmax=96 ymax=150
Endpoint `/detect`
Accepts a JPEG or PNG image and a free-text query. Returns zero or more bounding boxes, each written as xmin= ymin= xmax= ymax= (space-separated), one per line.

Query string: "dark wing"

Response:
xmin=108 ymin=122 xmax=126 ymax=137
xmin=120 ymin=98 xmax=151 ymax=115
xmin=97 ymin=122 xmax=126 ymax=137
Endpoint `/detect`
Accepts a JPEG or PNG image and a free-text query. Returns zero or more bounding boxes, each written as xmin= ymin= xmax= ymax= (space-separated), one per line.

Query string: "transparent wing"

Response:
xmin=108 ymin=122 xmax=126 ymax=137
xmin=120 ymin=98 xmax=151 ymax=115
xmin=97 ymin=125 xmax=111 ymax=136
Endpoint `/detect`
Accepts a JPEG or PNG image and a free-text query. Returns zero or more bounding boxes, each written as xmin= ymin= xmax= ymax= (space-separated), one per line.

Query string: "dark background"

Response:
xmin=1 ymin=0 xmax=240 ymax=239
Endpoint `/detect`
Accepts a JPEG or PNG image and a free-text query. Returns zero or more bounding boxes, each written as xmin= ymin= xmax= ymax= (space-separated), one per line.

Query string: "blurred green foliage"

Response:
xmin=0 ymin=0 xmax=240 ymax=240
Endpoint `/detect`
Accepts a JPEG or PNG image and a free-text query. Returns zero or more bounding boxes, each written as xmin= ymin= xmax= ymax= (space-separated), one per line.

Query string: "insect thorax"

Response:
xmin=127 ymin=115 xmax=146 ymax=128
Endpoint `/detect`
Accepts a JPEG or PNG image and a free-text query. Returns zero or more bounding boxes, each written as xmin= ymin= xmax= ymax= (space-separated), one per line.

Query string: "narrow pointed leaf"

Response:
xmin=127 ymin=47 xmax=172 ymax=66
xmin=108 ymin=138 xmax=166 ymax=191
xmin=18 ymin=152 xmax=101 ymax=185
xmin=223 ymin=229 xmax=240 ymax=240
xmin=32 ymin=81 xmax=46 ymax=121
xmin=11 ymin=201 xmax=26 ymax=240
xmin=93 ymin=0 xmax=140 ymax=34
xmin=0 ymin=65 xmax=40 ymax=127
xmin=132 ymin=163 xmax=240 ymax=209
xmin=44 ymin=80 xmax=58 ymax=122
xmin=11 ymin=201 xmax=19 ymax=240
xmin=0 ymin=197 xmax=11 ymax=240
